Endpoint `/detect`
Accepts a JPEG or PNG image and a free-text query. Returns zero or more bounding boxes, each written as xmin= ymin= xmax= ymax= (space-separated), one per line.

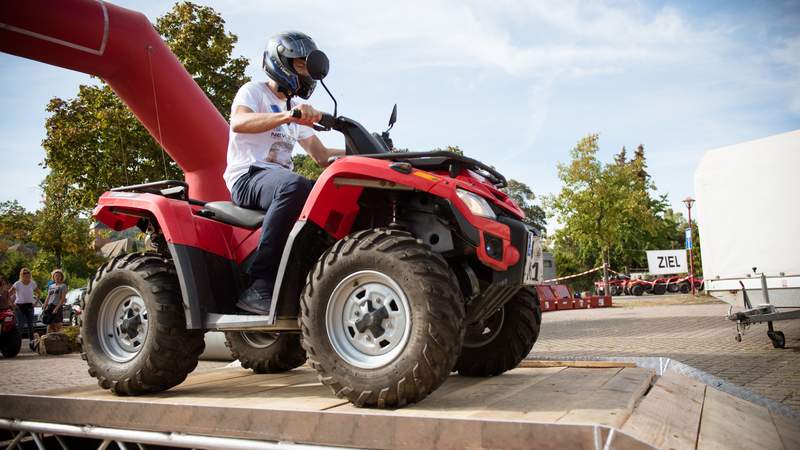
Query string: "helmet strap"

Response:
xmin=285 ymin=96 xmax=293 ymax=111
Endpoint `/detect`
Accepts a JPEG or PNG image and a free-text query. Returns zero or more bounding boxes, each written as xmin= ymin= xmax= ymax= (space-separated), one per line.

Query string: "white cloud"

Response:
xmin=220 ymin=0 xmax=708 ymax=77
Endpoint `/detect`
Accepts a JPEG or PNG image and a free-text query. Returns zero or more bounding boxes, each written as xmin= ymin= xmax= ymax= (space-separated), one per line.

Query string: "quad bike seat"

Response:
xmin=199 ymin=202 xmax=265 ymax=229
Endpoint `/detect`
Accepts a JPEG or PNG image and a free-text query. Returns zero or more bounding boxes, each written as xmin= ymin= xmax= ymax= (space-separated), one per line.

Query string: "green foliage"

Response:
xmin=0 ymin=251 xmax=33 ymax=284
xmin=41 ymin=1 xmax=249 ymax=214
xmin=31 ymin=174 xmax=99 ymax=269
xmin=546 ymin=135 xmax=682 ymax=290
xmin=0 ymin=200 xmax=35 ymax=247
xmin=291 ymin=154 xmax=325 ymax=180
xmin=502 ymin=179 xmax=546 ymax=234
xmin=155 ymin=1 xmax=250 ymax=117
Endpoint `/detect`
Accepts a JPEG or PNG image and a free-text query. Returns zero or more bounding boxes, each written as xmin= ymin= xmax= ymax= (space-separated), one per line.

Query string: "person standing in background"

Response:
xmin=43 ymin=269 xmax=67 ymax=333
xmin=9 ymin=268 xmax=41 ymax=340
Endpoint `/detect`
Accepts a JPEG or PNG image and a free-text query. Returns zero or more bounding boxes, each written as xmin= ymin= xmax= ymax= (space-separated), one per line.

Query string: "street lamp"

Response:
xmin=683 ymin=196 xmax=695 ymax=295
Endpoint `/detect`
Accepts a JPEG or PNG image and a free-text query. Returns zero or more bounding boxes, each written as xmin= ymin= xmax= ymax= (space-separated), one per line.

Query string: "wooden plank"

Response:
xmin=558 ymin=367 xmax=654 ymax=427
xmin=328 ymin=367 xmax=565 ymax=418
xmin=697 ymin=386 xmax=784 ymax=450
xmin=519 ymin=360 xmax=636 ymax=369
xmin=35 ymin=367 xmax=256 ymax=398
xmin=771 ymin=410 xmax=800 ymax=450
xmin=621 ymin=370 xmax=705 ymax=450
xmin=470 ymin=367 xmax=622 ymax=421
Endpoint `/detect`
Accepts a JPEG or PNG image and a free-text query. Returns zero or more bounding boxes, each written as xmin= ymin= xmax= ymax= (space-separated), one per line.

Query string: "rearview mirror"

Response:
xmin=306 ymin=50 xmax=329 ymax=81
xmin=388 ymin=104 xmax=397 ymax=129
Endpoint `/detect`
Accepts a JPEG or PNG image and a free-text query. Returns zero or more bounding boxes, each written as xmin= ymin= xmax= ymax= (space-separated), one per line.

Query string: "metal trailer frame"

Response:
xmin=0 ymin=418 xmax=352 ymax=450
xmin=727 ymin=272 xmax=800 ymax=348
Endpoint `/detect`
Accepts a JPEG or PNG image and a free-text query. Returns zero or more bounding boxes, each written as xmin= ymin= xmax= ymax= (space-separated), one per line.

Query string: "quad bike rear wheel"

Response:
xmin=82 ymin=253 xmax=205 ymax=395
xmin=300 ymin=228 xmax=465 ymax=408
xmin=225 ymin=332 xmax=306 ymax=373
xmin=679 ymin=282 xmax=691 ymax=294
xmin=1 ymin=327 xmax=21 ymax=358
xmin=667 ymin=282 xmax=680 ymax=293
xmin=631 ymin=284 xmax=645 ymax=296
xmin=653 ymin=283 xmax=667 ymax=295
xmin=455 ymin=288 xmax=541 ymax=377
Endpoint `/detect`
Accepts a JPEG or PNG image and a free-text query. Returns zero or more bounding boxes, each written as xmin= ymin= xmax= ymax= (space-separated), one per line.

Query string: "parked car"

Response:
xmin=64 ymin=288 xmax=86 ymax=326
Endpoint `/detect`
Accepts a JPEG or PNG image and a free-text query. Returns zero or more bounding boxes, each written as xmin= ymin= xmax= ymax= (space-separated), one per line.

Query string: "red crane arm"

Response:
xmin=0 ymin=0 xmax=230 ymax=201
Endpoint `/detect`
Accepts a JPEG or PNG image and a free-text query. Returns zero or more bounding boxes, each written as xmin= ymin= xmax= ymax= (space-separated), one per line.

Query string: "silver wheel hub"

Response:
xmin=98 ymin=286 xmax=148 ymax=363
xmin=241 ymin=332 xmax=277 ymax=348
xmin=326 ymin=270 xmax=411 ymax=369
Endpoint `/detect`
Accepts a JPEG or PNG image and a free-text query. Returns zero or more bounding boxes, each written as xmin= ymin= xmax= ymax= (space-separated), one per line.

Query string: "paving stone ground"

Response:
xmin=2 ymin=295 xmax=798 ymax=413
xmin=0 ymin=342 xmax=229 ymax=394
xmin=531 ymin=295 xmax=800 ymax=411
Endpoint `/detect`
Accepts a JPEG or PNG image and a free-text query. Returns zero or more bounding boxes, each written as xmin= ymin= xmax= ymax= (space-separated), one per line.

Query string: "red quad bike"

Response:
xmin=87 ymin=52 xmax=544 ymax=408
xmin=0 ymin=308 xmax=22 ymax=358
xmin=625 ymin=278 xmax=651 ymax=296
xmin=595 ymin=275 xmax=628 ymax=296
xmin=650 ymin=277 xmax=668 ymax=295
xmin=675 ymin=275 xmax=704 ymax=294
xmin=0 ymin=6 xmax=545 ymax=408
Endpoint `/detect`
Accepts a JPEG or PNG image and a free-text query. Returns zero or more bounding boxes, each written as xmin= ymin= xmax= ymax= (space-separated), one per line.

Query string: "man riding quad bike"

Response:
xmin=1 ymin=3 xmax=544 ymax=408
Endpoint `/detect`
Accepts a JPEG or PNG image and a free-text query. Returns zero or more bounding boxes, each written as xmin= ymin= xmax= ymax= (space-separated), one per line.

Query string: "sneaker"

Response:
xmin=236 ymin=278 xmax=273 ymax=315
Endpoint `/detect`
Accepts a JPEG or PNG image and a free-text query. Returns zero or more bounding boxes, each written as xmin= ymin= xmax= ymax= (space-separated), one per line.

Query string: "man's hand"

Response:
xmin=291 ymin=104 xmax=322 ymax=127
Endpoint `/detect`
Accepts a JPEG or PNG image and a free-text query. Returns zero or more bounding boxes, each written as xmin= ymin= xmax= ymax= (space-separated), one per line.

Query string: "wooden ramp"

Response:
xmin=2 ymin=361 xmax=798 ymax=450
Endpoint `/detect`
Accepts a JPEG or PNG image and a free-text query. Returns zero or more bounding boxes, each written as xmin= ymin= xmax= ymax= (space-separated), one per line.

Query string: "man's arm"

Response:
xmin=230 ymin=105 xmax=293 ymax=133
xmin=298 ymin=135 xmax=345 ymax=167
xmin=230 ymin=104 xmax=323 ymax=134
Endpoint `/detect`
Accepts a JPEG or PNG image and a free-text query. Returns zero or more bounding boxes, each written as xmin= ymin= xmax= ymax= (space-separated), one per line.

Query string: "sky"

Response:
xmin=1 ymin=0 xmax=799 ymax=229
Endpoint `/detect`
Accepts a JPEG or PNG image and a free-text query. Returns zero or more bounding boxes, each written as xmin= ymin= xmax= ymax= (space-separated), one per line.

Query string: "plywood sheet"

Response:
xmin=470 ymin=367 xmax=622 ymax=421
xmin=697 ymin=386 xmax=783 ymax=450
xmin=622 ymin=369 xmax=705 ymax=450
xmin=558 ymin=367 xmax=654 ymax=427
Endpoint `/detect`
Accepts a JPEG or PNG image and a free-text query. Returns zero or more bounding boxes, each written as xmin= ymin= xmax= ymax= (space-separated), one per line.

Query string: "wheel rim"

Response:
xmin=325 ymin=270 xmax=411 ymax=369
xmin=240 ymin=332 xmax=277 ymax=348
xmin=97 ymin=286 xmax=149 ymax=363
xmin=463 ymin=307 xmax=505 ymax=348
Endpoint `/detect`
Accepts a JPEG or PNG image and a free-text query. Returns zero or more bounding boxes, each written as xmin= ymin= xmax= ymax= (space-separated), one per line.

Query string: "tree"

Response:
xmin=155 ymin=2 xmax=249 ymax=117
xmin=546 ymin=134 xmax=677 ymax=290
xmin=31 ymin=174 xmax=96 ymax=269
xmin=0 ymin=200 xmax=35 ymax=247
xmin=292 ymin=154 xmax=325 ymax=180
xmin=40 ymin=2 xmax=249 ymax=214
xmin=502 ymin=180 xmax=546 ymax=234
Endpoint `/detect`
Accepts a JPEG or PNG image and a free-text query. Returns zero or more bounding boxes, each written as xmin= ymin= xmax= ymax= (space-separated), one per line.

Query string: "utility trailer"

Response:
xmin=3 ymin=360 xmax=800 ymax=450
xmin=695 ymin=130 xmax=800 ymax=347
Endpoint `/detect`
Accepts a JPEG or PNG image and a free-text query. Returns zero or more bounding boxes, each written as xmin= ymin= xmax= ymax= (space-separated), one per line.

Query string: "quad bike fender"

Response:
xmin=94 ymin=192 xmax=256 ymax=329
xmin=300 ymin=157 xmax=520 ymax=271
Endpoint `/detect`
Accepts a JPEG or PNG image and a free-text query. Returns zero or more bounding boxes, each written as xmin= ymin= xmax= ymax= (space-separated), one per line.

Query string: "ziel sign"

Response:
xmin=646 ymin=250 xmax=688 ymax=275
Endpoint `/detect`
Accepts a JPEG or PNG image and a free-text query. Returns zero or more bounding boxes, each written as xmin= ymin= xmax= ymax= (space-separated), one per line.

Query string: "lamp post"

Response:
xmin=683 ymin=196 xmax=695 ymax=296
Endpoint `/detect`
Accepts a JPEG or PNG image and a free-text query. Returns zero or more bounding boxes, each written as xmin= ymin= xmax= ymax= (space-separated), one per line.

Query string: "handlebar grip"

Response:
xmin=318 ymin=113 xmax=336 ymax=128
xmin=291 ymin=109 xmax=302 ymax=119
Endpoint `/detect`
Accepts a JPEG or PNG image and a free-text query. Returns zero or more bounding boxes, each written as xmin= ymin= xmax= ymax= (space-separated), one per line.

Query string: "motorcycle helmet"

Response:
xmin=262 ymin=31 xmax=318 ymax=100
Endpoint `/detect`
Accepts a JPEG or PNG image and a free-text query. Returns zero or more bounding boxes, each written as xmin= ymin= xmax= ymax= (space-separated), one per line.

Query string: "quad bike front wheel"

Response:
xmin=455 ymin=288 xmax=541 ymax=377
xmin=301 ymin=228 xmax=465 ymax=408
xmin=82 ymin=254 xmax=205 ymax=395
xmin=224 ymin=332 xmax=306 ymax=373
xmin=631 ymin=284 xmax=645 ymax=296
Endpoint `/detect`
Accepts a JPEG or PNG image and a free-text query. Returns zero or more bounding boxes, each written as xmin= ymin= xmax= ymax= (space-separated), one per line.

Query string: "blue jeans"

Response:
xmin=15 ymin=303 xmax=34 ymax=340
xmin=231 ymin=165 xmax=315 ymax=284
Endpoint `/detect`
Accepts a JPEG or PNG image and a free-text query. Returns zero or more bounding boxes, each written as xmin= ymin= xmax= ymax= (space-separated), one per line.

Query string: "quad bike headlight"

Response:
xmin=456 ymin=189 xmax=496 ymax=219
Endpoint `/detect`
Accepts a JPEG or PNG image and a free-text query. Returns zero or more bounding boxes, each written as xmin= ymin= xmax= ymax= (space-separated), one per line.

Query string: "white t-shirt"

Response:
xmin=12 ymin=280 xmax=37 ymax=304
xmin=223 ymin=81 xmax=315 ymax=191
